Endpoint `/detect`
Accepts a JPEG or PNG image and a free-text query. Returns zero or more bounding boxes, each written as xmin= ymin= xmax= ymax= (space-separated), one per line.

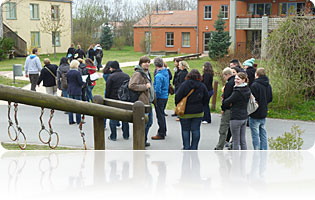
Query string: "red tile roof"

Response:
xmin=134 ymin=10 xmax=197 ymax=28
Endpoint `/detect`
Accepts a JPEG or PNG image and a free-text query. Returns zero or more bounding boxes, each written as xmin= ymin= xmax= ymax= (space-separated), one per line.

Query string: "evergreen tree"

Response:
xmin=208 ymin=12 xmax=231 ymax=60
xmin=100 ymin=25 xmax=113 ymax=50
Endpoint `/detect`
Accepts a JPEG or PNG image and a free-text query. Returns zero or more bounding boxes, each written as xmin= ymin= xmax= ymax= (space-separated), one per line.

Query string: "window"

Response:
xmin=204 ymin=32 xmax=211 ymax=52
xmin=182 ymin=32 xmax=190 ymax=48
xmin=204 ymin=5 xmax=212 ymax=19
xmin=51 ymin=5 xmax=60 ymax=20
xmin=220 ymin=5 xmax=229 ymax=19
xmin=31 ymin=32 xmax=40 ymax=47
xmin=52 ymin=32 xmax=60 ymax=46
xmin=279 ymin=2 xmax=305 ymax=16
xmin=248 ymin=3 xmax=271 ymax=16
xmin=30 ymin=4 xmax=39 ymax=20
xmin=166 ymin=32 xmax=174 ymax=47
xmin=6 ymin=2 xmax=16 ymax=20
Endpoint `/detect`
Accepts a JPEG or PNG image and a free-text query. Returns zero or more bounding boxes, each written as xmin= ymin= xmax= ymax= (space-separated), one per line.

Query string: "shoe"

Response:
xmin=225 ymin=141 xmax=231 ymax=148
xmin=151 ymin=135 xmax=165 ymax=140
xmin=145 ymin=142 xmax=151 ymax=147
xmin=165 ymin=113 xmax=168 ymax=116
xmin=123 ymin=137 xmax=129 ymax=140
xmin=108 ymin=136 xmax=116 ymax=141
xmin=69 ymin=122 xmax=76 ymax=125
xmin=171 ymin=113 xmax=177 ymax=117
xmin=202 ymin=121 xmax=208 ymax=124
xmin=176 ymin=118 xmax=180 ymax=121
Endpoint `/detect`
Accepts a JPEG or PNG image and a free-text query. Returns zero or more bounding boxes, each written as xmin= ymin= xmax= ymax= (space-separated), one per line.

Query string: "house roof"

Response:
xmin=134 ymin=10 xmax=197 ymax=28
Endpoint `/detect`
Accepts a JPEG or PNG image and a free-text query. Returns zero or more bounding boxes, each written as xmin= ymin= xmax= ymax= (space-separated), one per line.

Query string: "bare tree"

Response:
xmin=39 ymin=5 xmax=68 ymax=58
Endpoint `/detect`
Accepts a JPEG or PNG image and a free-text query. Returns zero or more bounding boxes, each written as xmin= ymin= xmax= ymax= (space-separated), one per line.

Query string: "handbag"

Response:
xmin=45 ymin=66 xmax=57 ymax=85
xmin=175 ymin=89 xmax=195 ymax=117
xmin=247 ymin=93 xmax=259 ymax=115
xmin=169 ymin=84 xmax=175 ymax=95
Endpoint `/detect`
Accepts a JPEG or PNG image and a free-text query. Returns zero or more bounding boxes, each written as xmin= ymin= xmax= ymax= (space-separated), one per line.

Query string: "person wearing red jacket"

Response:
xmin=85 ymin=58 xmax=97 ymax=102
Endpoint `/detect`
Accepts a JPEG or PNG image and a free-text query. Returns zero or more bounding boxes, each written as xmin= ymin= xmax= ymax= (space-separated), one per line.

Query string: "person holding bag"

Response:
xmin=37 ymin=58 xmax=58 ymax=95
xmin=175 ymin=69 xmax=209 ymax=150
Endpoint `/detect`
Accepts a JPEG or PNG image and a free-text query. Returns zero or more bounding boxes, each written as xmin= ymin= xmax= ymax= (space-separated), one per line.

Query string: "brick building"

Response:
xmin=134 ymin=0 xmax=314 ymax=56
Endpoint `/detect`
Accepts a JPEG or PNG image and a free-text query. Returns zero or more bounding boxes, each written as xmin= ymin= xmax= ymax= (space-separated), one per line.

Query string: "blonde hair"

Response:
xmin=44 ymin=58 xmax=51 ymax=65
xmin=256 ymin=68 xmax=266 ymax=77
xmin=179 ymin=61 xmax=189 ymax=70
xmin=70 ymin=60 xmax=80 ymax=69
xmin=222 ymin=67 xmax=233 ymax=76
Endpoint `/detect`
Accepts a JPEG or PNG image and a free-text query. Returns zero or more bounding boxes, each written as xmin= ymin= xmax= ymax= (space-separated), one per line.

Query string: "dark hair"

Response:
xmin=230 ymin=59 xmax=240 ymax=67
xmin=185 ymin=69 xmax=202 ymax=81
xmin=32 ymin=48 xmax=38 ymax=54
xmin=85 ymin=58 xmax=94 ymax=66
xmin=203 ymin=62 xmax=214 ymax=76
xmin=139 ymin=56 xmax=150 ymax=66
xmin=174 ymin=57 xmax=183 ymax=63
xmin=236 ymin=72 xmax=248 ymax=83
xmin=231 ymin=66 xmax=241 ymax=73
xmin=59 ymin=57 xmax=69 ymax=65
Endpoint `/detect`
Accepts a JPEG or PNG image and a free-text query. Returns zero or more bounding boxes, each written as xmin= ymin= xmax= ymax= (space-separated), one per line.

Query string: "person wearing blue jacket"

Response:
xmin=67 ymin=60 xmax=84 ymax=125
xmin=24 ymin=48 xmax=42 ymax=91
xmin=152 ymin=57 xmax=169 ymax=140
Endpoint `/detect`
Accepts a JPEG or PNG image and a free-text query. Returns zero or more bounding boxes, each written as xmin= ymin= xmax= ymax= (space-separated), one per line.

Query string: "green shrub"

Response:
xmin=113 ymin=36 xmax=126 ymax=51
xmin=268 ymin=125 xmax=304 ymax=150
xmin=0 ymin=37 xmax=14 ymax=61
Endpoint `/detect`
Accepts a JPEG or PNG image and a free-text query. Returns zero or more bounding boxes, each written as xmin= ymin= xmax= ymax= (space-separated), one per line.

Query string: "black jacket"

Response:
xmin=37 ymin=64 xmax=58 ymax=87
xmin=223 ymin=84 xmax=251 ymax=120
xmin=175 ymin=79 xmax=209 ymax=115
xmin=250 ymin=76 xmax=273 ymax=119
xmin=175 ymin=69 xmax=188 ymax=89
xmin=202 ymin=72 xmax=213 ymax=91
xmin=221 ymin=75 xmax=235 ymax=111
xmin=87 ymin=49 xmax=95 ymax=61
xmin=105 ymin=69 xmax=130 ymax=100
xmin=74 ymin=49 xmax=86 ymax=59
xmin=66 ymin=47 xmax=76 ymax=59
xmin=246 ymin=66 xmax=256 ymax=88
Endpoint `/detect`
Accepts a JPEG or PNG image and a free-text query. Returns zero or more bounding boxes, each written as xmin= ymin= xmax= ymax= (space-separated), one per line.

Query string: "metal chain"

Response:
xmin=39 ymin=108 xmax=50 ymax=145
xmin=7 ymin=102 xmax=17 ymax=141
xmin=48 ymin=109 xmax=54 ymax=132
xmin=13 ymin=103 xmax=27 ymax=150
xmin=79 ymin=115 xmax=87 ymax=150
xmin=40 ymin=107 xmax=45 ymax=130
xmin=47 ymin=109 xmax=59 ymax=149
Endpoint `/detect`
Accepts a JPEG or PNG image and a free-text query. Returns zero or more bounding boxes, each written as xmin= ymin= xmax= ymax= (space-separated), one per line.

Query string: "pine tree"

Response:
xmin=208 ymin=12 xmax=231 ymax=60
xmin=100 ymin=24 xmax=113 ymax=50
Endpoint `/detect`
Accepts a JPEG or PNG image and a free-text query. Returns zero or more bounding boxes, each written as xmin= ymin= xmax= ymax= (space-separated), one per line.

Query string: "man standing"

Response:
xmin=24 ymin=48 xmax=42 ymax=91
xmin=129 ymin=56 xmax=155 ymax=147
xmin=215 ymin=68 xmax=235 ymax=150
xmin=105 ymin=61 xmax=130 ymax=141
xmin=249 ymin=68 xmax=273 ymax=150
xmin=151 ymin=57 xmax=169 ymax=140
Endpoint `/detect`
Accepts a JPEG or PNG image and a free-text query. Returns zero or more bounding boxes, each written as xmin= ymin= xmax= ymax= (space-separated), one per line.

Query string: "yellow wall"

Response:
xmin=2 ymin=0 xmax=72 ymax=55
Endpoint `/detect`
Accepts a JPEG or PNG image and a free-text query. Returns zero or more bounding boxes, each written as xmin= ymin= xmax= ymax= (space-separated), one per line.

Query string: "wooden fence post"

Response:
xmin=132 ymin=101 xmax=145 ymax=150
xmin=93 ymin=95 xmax=105 ymax=150
xmin=211 ymin=80 xmax=219 ymax=110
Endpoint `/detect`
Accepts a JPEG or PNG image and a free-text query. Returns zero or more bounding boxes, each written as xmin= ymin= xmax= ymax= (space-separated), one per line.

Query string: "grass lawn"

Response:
xmin=0 ymin=46 xmax=186 ymax=71
xmin=1 ymin=142 xmax=83 ymax=150
xmin=0 ymin=76 xmax=29 ymax=87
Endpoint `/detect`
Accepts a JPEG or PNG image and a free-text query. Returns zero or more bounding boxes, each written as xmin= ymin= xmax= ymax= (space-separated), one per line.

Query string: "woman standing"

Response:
xmin=85 ymin=58 xmax=97 ymax=102
xmin=67 ymin=60 xmax=84 ymax=125
xmin=222 ymin=72 xmax=251 ymax=150
xmin=201 ymin=62 xmax=214 ymax=124
xmin=175 ymin=61 xmax=189 ymax=90
xmin=37 ymin=58 xmax=58 ymax=95
xmin=57 ymin=57 xmax=70 ymax=97
xmin=175 ymin=69 xmax=209 ymax=150
xmin=87 ymin=45 xmax=96 ymax=61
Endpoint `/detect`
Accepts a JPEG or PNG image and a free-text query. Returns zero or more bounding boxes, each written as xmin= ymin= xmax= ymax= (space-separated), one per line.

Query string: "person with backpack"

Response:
xmin=105 ymin=61 xmax=130 ymax=141
xmin=95 ymin=46 xmax=103 ymax=71
xmin=57 ymin=57 xmax=70 ymax=98
xmin=85 ymin=58 xmax=97 ymax=102
xmin=37 ymin=58 xmax=58 ymax=95
xmin=129 ymin=56 xmax=155 ymax=147
xmin=151 ymin=57 xmax=169 ymax=140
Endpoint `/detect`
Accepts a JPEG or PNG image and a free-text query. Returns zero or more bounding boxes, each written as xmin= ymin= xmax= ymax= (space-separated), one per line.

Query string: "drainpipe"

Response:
xmin=0 ymin=4 xmax=3 ymax=39
xmin=70 ymin=0 xmax=73 ymax=43
xmin=229 ymin=0 xmax=237 ymax=53
xmin=196 ymin=0 xmax=199 ymax=54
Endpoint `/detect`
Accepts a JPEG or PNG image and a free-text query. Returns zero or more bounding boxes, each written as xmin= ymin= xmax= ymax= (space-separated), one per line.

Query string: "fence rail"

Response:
xmin=0 ymin=84 xmax=149 ymax=150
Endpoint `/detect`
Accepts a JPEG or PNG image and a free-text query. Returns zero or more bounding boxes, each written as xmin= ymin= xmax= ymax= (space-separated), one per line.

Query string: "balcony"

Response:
xmin=236 ymin=17 xmax=286 ymax=30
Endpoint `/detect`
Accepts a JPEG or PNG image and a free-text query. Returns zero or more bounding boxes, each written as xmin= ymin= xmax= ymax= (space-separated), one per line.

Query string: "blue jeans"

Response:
xmin=86 ymin=85 xmax=94 ymax=102
xmin=109 ymin=120 xmax=129 ymax=140
xmin=68 ymin=95 xmax=82 ymax=124
xmin=179 ymin=118 xmax=202 ymax=150
xmin=154 ymin=98 xmax=168 ymax=136
xmin=249 ymin=117 xmax=268 ymax=150
xmin=202 ymin=90 xmax=214 ymax=123
xmin=62 ymin=89 xmax=68 ymax=98
xmin=145 ymin=111 xmax=153 ymax=143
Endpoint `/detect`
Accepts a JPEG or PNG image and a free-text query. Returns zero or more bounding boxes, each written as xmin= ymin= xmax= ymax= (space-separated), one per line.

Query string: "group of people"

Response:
xmin=24 ymin=47 xmax=273 ymax=150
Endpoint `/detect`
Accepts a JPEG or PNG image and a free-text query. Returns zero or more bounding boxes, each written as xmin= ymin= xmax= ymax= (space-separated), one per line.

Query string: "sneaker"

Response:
xmin=145 ymin=142 xmax=151 ymax=147
xmin=176 ymin=118 xmax=180 ymax=121
xmin=123 ymin=137 xmax=129 ymax=140
xmin=171 ymin=113 xmax=177 ymax=117
xmin=151 ymin=135 xmax=165 ymax=140
xmin=202 ymin=121 xmax=208 ymax=124
xmin=108 ymin=136 xmax=116 ymax=141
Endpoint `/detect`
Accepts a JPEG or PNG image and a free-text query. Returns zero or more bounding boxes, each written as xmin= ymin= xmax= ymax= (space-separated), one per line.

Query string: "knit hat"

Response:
xmin=110 ymin=61 xmax=120 ymax=69
xmin=243 ymin=58 xmax=255 ymax=67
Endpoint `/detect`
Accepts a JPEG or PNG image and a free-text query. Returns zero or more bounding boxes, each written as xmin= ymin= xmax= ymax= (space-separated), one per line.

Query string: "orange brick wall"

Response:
xmin=134 ymin=27 xmax=197 ymax=54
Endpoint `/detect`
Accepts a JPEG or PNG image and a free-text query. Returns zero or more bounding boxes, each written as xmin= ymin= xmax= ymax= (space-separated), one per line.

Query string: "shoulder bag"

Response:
xmin=175 ymin=89 xmax=195 ymax=117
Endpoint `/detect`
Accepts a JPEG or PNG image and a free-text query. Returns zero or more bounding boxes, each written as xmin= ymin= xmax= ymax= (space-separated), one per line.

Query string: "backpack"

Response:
xmin=118 ymin=79 xmax=140 ymax=102
xmin=61 ymin=72 xmax=68 ymax=89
